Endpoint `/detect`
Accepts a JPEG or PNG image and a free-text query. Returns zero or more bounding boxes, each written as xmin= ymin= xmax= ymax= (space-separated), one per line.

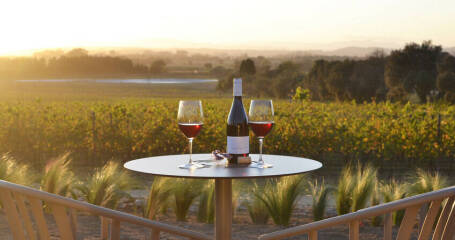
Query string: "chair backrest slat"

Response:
xmin=433 ymin=197 xmax=454 ymax=240
xmin=69 ymin=209 xmax=78 ymax=238
xmin=13 ymin=192 xmax=37 ymax=240
xmin=0 ymin=190 xmax=26 ymax=240
xmin=384 ymin=213 xmax=393 ymax=240
xmin=396 ymin=204 xmax=420 ymax=240
xmin=110 ymin=219 xmax=121 ymax=240
xmin=0 ymin=180 xmax=211 ymax=240
xmin=52 ymin=204 xmax=75 ymax=240
xmin=417 ymin=199 xmax=442 ymax=240
xmin=441 ymin=200 xmax=455 ymax=240
xmin=28 ymin=196 xmax=51 ymax=240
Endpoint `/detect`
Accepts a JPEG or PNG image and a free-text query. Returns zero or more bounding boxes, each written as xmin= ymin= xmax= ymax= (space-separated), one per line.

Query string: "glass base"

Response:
xmin=250 ymin=161 xmax=273 ymax=168
xmin=179 ymin=162 xmax=205 ymax=169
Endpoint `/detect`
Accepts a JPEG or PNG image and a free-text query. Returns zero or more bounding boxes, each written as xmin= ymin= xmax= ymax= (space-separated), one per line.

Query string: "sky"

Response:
xmin=0 ymin=0 xmax=454 ymax=55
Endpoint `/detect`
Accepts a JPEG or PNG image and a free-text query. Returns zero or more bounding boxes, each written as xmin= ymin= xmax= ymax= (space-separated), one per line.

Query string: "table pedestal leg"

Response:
xmin=215 ymin=178 xmax=232 ymax=240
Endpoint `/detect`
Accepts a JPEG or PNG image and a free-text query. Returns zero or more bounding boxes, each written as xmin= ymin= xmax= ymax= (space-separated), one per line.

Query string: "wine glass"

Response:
xmin=177 ymin=100 xmax=204 ymax=169
xmin=248 ymin=100 xmax=274 ymax=168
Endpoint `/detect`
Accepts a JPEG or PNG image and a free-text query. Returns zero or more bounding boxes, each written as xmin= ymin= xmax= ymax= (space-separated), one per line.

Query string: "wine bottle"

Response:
xmin=226 ymin=78 xmax=249 ymax=164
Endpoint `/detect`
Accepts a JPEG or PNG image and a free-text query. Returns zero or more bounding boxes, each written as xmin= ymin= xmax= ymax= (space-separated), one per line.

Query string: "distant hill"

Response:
xmin=446 ymin=47 xmax=455 ymax=55
xmin=325 ymin=47 xmax=390 ymax=57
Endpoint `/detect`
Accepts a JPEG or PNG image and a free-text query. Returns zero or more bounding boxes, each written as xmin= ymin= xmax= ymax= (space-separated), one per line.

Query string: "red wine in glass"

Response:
xmin=249 ymin=121 xmax=274 ymax=138
xmin=177 ymin=100 xmax=204 ymax=169
xmin=178 ymin=123 xmax=203 ymax=138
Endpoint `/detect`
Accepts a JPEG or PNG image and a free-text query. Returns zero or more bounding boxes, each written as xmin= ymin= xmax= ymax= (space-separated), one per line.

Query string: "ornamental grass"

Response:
xmin=254 ymin=175 xmax=306 ymax=226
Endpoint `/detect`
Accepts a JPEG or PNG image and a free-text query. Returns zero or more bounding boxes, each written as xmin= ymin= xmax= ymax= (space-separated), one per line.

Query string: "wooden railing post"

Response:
xmin=151 ymin=229 xmax=160 ymax=240
xmin=349 ymin=220 xmax=359 ymax=240
xmin=110 ymin=220 xmax=120 ymax=240
xmin=384 ymin=213 xmax=393 ymax=240
xmin=101 ymin=216 xmax=109 ymax=240
xmin=309 ymin=231 xmax=318 ymax=240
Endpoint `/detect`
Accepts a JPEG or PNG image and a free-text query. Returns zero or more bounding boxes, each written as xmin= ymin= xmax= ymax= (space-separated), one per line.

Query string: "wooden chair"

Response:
xmin=259 ymin=186 xmax=455 ymax=240
xmin=0 ymin=180 xmax=211 ymax=240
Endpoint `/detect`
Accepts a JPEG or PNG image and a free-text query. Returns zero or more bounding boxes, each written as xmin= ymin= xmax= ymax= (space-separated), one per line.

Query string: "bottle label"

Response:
xmin=227 ymin=136 xmax=249 ymax=154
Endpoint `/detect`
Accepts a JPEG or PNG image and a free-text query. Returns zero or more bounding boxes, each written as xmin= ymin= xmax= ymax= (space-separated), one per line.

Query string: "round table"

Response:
xmin=124 ymin=154 xmax=322 ymax=240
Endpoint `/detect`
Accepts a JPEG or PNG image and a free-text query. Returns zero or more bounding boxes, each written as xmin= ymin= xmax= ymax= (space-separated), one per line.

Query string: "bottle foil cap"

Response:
xmin=233 ymin=78 xmax=242 ymax=96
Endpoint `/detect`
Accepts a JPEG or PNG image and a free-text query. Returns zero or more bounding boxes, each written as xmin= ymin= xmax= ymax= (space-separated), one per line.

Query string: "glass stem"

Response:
xmin=258 ymin=137 xmax=264 ymax=164
xmin=188 ymin=138 xmax=193 ymax=164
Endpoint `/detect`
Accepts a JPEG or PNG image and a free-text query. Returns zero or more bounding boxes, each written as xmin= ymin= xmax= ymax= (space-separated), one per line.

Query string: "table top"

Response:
xmin=124 ymin=154 xmax=322 ymax=179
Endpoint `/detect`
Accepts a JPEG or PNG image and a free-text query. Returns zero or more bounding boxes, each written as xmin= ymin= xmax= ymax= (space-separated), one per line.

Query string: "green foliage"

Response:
xmin=0 ymin=153 xmax=32 ymax=185
xmin=79 ymin=161 xmax=133 ymax=209
xmin=254 ymin=175 xmax=306 ymax=226
xmin=408 ymin=168 xmax=448 ymax=195
xmin=309 ymin=179 xmax=331 ymax=221
xmin=1 ymin=99 xmax=455 ymax=169
xmin=293 ymin=87 xmax=310 ymax=101
xmin=197 ymin=180 xmax=215 ymax=224
xmin=171 ymin=178 xmax=204 ymax=221
xmin=144 ymin=177 xmax=172 ymax=220
xmin=40 ymin=153 xmax=77 ymax=198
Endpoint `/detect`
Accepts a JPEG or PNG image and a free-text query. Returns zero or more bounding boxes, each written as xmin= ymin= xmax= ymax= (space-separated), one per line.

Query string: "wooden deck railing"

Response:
xmin=259 ymin=186 xmax=455 ymax=240
xmin=0 ymin=180 xmax=211 ymax=240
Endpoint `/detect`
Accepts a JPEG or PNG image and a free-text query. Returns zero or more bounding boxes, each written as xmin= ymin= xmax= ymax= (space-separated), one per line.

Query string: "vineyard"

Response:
xmin=1 ymin=97 xmax=454 ymax=176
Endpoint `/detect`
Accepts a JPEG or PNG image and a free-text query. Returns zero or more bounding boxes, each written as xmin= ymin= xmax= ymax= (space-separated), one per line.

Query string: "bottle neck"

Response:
xmin=234 ymin=96 xmax=242 ymax=101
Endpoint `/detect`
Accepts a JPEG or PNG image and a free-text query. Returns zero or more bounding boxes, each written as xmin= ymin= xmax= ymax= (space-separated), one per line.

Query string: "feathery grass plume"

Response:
xmin=351 ymin=162 xmax=377 ymax=212
xmin=247 ymin=183 xmax=270 ymax=224
xmin=255 ymin=175 xmax=306 ymax=226
xmin=41 ymin=153 xmax=77 ymax=198
xmin=144 ymin=177 xmax=172 ymax=220
xmin=408 ymin=168 xmax=448 ymax=195
xmin=0 ymin=153 xmax=32 ymax=185
xmin=171 ymin=178 xmax=204 ymax=221
xmin=336 ymin=164 xmax=354 ymax=215
xmin=197 ymin=180 xmax=215 ymax=223
xmin=309 ymin=179 xmax=331 ymax=221
xmin=370 ymin=181 xmax=382 ymax=226
xmin=79 ymin=161 xmax=133 ymax=209
xmin=382 ymin=179 xmax=407 ymax=225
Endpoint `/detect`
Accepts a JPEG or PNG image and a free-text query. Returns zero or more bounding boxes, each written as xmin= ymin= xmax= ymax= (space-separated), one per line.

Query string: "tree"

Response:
xmin=239 ymin=58 xmax=256 ymax=76
xmin=326 ymin=61 xmax=354 ymax=101
xmin=438 ymin=54 xmax=455 ymax=73
xmin=204 ymin=63 xmax=213 ymax=70
xmin=385 ymin=41 xmax=442 ymax=103
xmin=271 ymin=61 xmax=303 ymax=98
xmin=150 ymin=60 xmax=166 ymax=74
xmin=437 ymin=71 xmax=455 ymax=102
xmin=65 ymin=48 xmax=89 ymax=57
